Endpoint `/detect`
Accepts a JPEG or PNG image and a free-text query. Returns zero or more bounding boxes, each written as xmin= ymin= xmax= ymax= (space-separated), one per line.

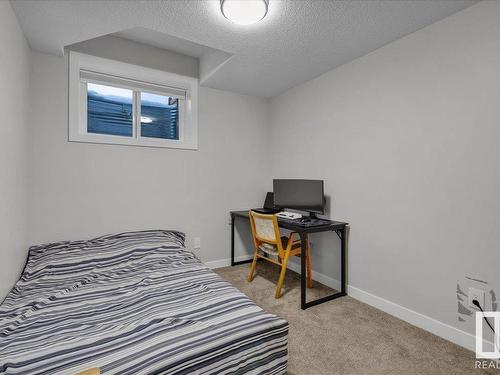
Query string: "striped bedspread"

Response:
xmin=0 ymin=230 xmax=288 ymax=374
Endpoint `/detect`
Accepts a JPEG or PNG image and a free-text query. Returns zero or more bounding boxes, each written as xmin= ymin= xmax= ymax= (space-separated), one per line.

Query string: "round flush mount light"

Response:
xmin=221 ymin=0 xmax=269 ymax=25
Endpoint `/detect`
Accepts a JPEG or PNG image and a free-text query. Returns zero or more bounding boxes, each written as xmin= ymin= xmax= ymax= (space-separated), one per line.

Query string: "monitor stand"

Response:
xmin=308 ymin=212 xmax=318 ymax=220
xmin=299 ymin=212 xmax=318 ymax=223
xmin=296 ymin=212 xmax=331 ymax=226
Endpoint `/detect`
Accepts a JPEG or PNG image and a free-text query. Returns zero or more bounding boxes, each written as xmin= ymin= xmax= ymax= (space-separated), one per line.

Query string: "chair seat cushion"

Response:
xmin=259 ymin=236 xmax=303 ymax=257
xmin=258 ymin=243 xmax=279 ymax=256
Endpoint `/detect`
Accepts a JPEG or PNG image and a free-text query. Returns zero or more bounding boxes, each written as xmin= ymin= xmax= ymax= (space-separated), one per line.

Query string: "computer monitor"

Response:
xmin=273 ymin=179 xmax=325 ymax=216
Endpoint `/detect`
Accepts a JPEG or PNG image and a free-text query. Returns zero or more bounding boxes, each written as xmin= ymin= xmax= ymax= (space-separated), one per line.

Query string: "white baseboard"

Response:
xmin=204 ymin=255 xmax=253 ymax=269
xmin=286 ymin=260 xmax=341 ymax=291
xmin=207 ymin=255 xmax=484 ymax=352
xmin=347 ymin=285 xmax=481 ymax=352
xmin=206 ymin=255 xmax=340 ymax=291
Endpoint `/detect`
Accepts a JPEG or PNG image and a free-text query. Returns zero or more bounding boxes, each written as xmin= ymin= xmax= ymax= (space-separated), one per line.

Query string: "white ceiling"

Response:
xmin=11 ymin=0 xmax=478 ymax=98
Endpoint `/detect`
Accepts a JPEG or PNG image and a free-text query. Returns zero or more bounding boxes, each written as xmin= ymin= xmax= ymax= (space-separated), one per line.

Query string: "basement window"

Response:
xmin=69 ymin=52 xmax=198 ymax=149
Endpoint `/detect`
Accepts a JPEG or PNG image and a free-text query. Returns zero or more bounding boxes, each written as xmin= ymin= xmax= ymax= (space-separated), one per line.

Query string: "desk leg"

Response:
xmin=301 ymin=228 xmax=347 ymax=310
xmin=230 ymin=214 xmax=254 ymax=267
xmin=231 ymin=215 xmax=235 ymax=266
xmin=341 ymin=227 xmax=346 ymax=294
xmin=300 ymin=232 xmax=307 ymax=310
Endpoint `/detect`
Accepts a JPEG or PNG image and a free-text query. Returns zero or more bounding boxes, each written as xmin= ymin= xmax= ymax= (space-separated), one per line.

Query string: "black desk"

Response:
xmin=230 ymin=210 xmax=348 ymax=310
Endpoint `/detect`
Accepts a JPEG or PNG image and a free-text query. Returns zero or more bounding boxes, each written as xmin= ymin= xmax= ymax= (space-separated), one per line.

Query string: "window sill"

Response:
xmin=68 ymin=132 xmax=198 ymax=150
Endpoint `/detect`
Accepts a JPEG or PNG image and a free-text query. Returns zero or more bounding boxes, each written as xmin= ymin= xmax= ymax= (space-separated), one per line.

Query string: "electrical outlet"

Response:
xmin=193 ymin=237 xmax=201 ymax=250
xmin=468 ymin=287 xmax=485 ymax=309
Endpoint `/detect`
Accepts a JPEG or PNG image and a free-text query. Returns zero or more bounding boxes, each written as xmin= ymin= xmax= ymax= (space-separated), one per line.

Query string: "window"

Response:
xmin=69 ymin=52 xmax=198 ymax=149
xmin=140 ymin=92 xmax=179 ymax=140
xmin=87 ymin=83 xmax=133 ymax=137
xmin=84 ymin=82 xmax=180 ymax=140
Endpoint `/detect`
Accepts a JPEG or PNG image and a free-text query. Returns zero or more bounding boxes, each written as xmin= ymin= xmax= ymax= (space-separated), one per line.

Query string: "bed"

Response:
xmin=0 ymin=230 xmax=288 ymax=374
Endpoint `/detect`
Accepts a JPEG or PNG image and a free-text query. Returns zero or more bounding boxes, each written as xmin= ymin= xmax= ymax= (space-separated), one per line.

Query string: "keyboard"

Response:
xmin=278 ymin=217 xmax=332 ymax=227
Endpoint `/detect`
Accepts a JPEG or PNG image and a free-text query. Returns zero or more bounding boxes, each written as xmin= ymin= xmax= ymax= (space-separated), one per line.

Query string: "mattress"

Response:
xmin=0 ymin=230 xmax=288 ymax=374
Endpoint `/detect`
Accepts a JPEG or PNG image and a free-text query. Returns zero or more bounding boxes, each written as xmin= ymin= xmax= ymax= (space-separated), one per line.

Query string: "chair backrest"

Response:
xmin=249 ymin=210 xmax=284 ymax=258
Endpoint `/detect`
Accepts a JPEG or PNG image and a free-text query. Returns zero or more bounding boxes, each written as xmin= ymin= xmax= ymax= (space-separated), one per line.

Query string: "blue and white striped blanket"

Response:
xmin=0 ymin=230 xmax=288 ymax=374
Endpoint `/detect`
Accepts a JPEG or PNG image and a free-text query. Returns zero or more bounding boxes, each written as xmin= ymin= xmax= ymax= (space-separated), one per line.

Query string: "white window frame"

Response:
xmin=69 ymin=51 xmax=198 ymax=150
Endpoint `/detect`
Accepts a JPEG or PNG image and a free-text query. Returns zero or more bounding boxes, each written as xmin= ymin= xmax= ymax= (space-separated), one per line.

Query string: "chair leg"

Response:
xmin=247 ymin=251 xmax=259 ymax=282
xmin=306 ymin=243 xmax=313 ymax=288
xmin=275 ymin=252 xmax=290 ymax=298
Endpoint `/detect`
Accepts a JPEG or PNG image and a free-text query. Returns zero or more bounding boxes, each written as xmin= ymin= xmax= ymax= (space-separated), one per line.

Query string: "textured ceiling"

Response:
xmin=11 ymin=0 xmax=478 ymax=98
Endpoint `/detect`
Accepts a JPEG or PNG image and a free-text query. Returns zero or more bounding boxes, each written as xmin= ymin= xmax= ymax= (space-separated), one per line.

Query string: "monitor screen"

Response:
xmin=273 ymin=179 xmax=324 ymax=214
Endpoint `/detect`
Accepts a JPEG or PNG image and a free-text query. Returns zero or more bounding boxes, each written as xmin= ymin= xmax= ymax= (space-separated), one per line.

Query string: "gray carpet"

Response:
xmin=215 ymin=262 xmax=490 ymax=375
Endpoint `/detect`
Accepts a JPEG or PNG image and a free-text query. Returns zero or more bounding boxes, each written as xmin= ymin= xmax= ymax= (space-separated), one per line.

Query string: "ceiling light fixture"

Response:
xmin=220 ymin=0 xmax=269 ymax=25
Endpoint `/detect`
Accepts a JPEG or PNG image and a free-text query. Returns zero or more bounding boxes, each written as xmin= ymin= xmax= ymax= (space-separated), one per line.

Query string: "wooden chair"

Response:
xmin=247 ymin=210 xmax=313 ymax=298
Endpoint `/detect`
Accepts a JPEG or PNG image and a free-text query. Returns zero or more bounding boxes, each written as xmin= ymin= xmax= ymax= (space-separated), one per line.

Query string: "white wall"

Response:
xmin=28 ymin=51 xmax=270 ymax=264
xmin=0 ymin=2 xmax=31 ymax=300
xmin=269 ymin=1 xmax=500 ymax=348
